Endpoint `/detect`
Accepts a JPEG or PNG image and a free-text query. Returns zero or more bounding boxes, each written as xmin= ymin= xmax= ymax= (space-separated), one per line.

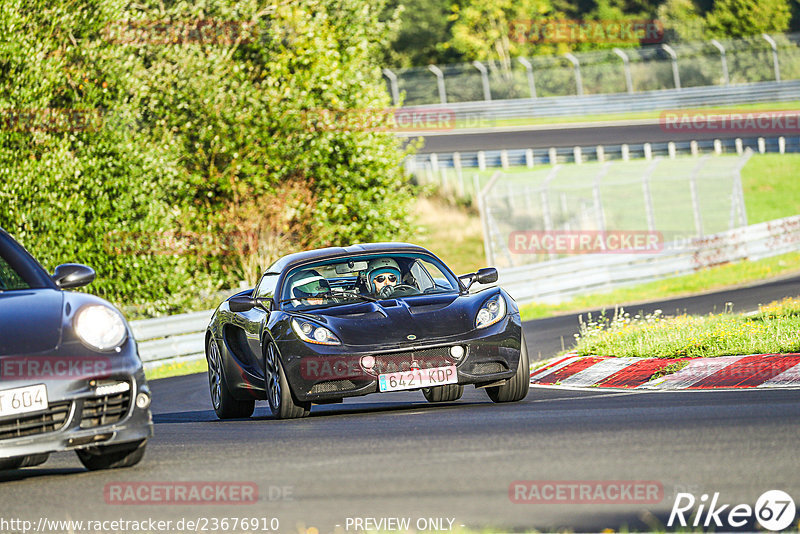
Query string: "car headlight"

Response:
xmin=291 ymin=319 xmax=341 ymax=345
xmin=475 ymin=294 xmax=506 ymax=329
xmin=74 ymin=305 xmax=128 ymax=351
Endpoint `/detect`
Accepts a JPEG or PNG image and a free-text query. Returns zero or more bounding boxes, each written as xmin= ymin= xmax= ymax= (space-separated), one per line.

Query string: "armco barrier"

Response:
xmin=130 ymin=309 xmax=213 ymax=370
xmin=399 ymin=80 xmax=800 ymax=121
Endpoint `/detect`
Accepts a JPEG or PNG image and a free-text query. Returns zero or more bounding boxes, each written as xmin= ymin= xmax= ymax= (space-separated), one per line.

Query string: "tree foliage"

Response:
xmin=0 ymin=0 xmax=412 ymax=314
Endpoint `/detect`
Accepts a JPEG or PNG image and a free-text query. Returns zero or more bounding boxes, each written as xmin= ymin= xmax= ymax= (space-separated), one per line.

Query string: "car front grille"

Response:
xmin=79 ymin=388 xmax=132 ymax=429
xmin=0 ymin=401 xmax=72 ymax=441
xmin=371 ymin=347 xmax=456 ymax=375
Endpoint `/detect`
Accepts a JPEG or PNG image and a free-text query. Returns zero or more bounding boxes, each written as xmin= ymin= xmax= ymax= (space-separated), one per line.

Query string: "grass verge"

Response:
xmin=145 ymin=358 xmax=208 ymax=381
xmin=569 ymin=297 xmax=800 ymax=358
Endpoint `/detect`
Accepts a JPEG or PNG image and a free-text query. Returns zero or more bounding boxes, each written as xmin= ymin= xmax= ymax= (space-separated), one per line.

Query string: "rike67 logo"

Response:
xmin=669 ymin=490 xmax=796 ymax=531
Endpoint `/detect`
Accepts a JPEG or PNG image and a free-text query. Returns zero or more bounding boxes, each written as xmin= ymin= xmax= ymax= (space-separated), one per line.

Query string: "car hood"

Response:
xmin=307 ymin=293 xmax=483 ymax=346
xmin=0 ymin=289 xmax=64 ymax=356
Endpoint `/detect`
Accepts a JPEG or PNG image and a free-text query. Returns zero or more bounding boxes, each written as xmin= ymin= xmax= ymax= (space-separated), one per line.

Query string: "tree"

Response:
xmin=658 ymin=0 xmax=707 ymax=41
xmin=705 ymin=0 xmax=791 ymax=37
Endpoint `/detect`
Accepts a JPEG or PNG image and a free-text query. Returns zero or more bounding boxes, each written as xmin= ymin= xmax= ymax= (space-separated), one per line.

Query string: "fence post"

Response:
xmin=382 ymin=68 xmax=401 ymax=106
xmin=661 ymin=44 xmax=681 ymax=90
xmin=518 ymin=57 xmax=537 ymax=99
xmin=762 ymin=34 xmax=781 ymax=82
xmin=641 ymin=159 xmax=660 ymax=232
xmin=668 ymin=141 xmax=676 ymax=159
xmin=427 ymin=65 xmax=447 ymax=104
xmin=564 ymin=53 xmax=584 ymax=96
xmin=596 ymin=145 xmax=605 ymax=162
xmin=613 ymin=48 xmax=633 ymax=93
xmin=549 ymin=147 xmax=558 ymax=165
xmin=477 ymin=171 xmax=503 ymax=267
xmin=689 ymin=156 xmax=709 ymax=236
xmin=472 ymin=60 xmax=492 ymax=101
xmin=709 ymin=39 xmax=729 ymax=86
xmin=593 ymin=162 xmax=610 ymax=232
xmin=525 ymin=148 xmax=535 ymax=168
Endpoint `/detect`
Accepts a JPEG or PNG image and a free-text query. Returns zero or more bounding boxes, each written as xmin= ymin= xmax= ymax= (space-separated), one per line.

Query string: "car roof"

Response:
xmin=267 ymin=242 xmax=437 ymax=274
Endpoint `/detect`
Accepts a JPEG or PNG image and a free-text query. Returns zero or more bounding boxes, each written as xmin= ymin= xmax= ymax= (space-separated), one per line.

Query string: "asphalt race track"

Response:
xmin=2 ymin=275 xmax=800 ymax=532
xmin=409 ymin=121 xmax=758 ymax=153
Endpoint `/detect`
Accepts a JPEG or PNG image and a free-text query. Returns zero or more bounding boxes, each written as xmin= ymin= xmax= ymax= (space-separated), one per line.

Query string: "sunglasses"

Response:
xmin=373 ymin=274 xmax=397 ymax=284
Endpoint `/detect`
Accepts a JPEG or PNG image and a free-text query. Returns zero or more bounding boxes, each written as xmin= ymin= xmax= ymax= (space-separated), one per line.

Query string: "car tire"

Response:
xmin=207 ymin=336 xmax=255 ymax=419
xmin=486 ymin=333 xmax=530 ymax=403
xmin=76 ymin=439 xmax=146 ymax=470
xmin=264 ymin=342 xmax=311 ymax=419
xmin=0 ymin=453 xmax=49 ymax=470
xmin=422 ymin=384 xmax=464 ymax=402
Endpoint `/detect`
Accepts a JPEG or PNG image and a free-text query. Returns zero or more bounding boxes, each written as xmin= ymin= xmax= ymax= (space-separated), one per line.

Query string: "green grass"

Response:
xmin=741 ymin=153 xmax=800 ymax=224
xmin=569 ymin=297 xmax=800 ymax=358
xmin=449 ymin=100 xmax=800 ymax=130
xmin=145 ymin=358 xmax=208 ymax=381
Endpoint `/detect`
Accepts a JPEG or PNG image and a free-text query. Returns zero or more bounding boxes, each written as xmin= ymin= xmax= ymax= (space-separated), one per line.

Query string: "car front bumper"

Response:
xmin=276 ymin=313 xmax=523 ymax=403
xmin=0 ymin=340 xmax=154 ymax=460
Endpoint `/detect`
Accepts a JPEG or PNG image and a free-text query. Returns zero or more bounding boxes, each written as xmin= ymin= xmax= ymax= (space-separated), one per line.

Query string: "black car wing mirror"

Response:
xmin=459 ymin=267 xmax=498 ymax=291
xmin=52 ymin=263 xmax=96 ymax=289
xmin=229 ymin=295 xmax=271 ymax=313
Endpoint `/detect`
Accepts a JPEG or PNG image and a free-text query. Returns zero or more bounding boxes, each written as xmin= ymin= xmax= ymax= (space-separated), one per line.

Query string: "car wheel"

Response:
xmin=76 ymin=439 xmax=146 ymax=470
xmin=264 ymin=342 xmax=310 ymax=419
xmin=422 ymin=384 xmax=464 ymax=402
xmin=486 ymin=333 xmax=530 ymax=403
xmin=207 ymin=336 xmax=255 ymax=419
xmin=0 ymin=453 xmax=49 ymax=470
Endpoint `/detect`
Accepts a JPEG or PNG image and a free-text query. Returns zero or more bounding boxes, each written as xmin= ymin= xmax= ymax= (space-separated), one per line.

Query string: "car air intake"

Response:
xmin=310 ymin=380 xmax=357 ymax=394
xmin=469 ymin=362 xmax=507 ymax=375
xmin=0 ymin=401 xmax=72 ymax=441
xmin=80 ymin=381 xmax=132 ymax=429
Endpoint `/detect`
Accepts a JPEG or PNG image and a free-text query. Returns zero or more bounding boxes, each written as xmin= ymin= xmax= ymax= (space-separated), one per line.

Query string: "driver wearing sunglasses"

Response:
xmin=366 ymin=258 xmax=401 ymax=297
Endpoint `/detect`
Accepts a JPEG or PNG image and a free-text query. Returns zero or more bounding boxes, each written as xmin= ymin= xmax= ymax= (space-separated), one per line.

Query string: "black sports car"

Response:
xmin=205 ymin=242 xmax=529 ymax=419
xmin=0 ymin=227 xmax=152 ymax=470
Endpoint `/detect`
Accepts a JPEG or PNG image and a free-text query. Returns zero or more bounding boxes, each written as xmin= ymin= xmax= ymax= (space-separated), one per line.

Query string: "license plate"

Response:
xmin=379 ymin=365 xmax=458 ymax=392
xmin=0 ymin=384 xmax=48 ymax=418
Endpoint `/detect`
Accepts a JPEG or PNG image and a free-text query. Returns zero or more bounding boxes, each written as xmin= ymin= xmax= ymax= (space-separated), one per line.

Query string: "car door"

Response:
xmin=241 ymin=273 xmax=279 ymax=376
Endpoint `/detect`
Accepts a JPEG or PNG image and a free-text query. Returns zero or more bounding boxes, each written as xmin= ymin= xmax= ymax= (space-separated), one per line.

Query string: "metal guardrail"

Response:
xmin=401 ymin=80 xmax=800 ymax=121
xmin=408 ymin=135 xmax=800 ymax=176
xmin=495 ymin=215 xmax=800 ymax=305
xmin=130 ymin=309 xmax=213 ymax=370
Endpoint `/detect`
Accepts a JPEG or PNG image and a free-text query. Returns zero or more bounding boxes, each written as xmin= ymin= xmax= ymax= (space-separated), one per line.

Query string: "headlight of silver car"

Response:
xmin=475 ymin=294 xmax=506 ymax=329
xmin=291 ymin=319 xmax=341 ymax=345
xmin=74 ymin=305 xmax=127 ymax=351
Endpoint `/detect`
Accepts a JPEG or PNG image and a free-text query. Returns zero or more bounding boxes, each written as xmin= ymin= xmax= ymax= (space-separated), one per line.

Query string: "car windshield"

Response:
xmin=280 ymin=253 xmax=460 ymax=310
xmin=0 ymin=232 xmax=48 ymax=291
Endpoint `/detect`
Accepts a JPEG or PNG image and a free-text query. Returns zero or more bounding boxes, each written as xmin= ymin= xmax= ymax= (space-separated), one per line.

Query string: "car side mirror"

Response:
xmin=52 ymin=263 xmax=96 ymax=289
xmin=475 ymin=267 xmax=498 ymax=285
xmin=229 ymin=296 xmax=271 ymax=313
xmin=459 ymin=267 xmax=498 ymax=291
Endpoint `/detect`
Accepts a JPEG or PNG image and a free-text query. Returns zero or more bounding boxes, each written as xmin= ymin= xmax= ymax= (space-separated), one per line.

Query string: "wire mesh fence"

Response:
xmin=387 ymin=33 xmax=800 ymax=106
xmin=473 ymin=152 xmax=751 ymax=270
